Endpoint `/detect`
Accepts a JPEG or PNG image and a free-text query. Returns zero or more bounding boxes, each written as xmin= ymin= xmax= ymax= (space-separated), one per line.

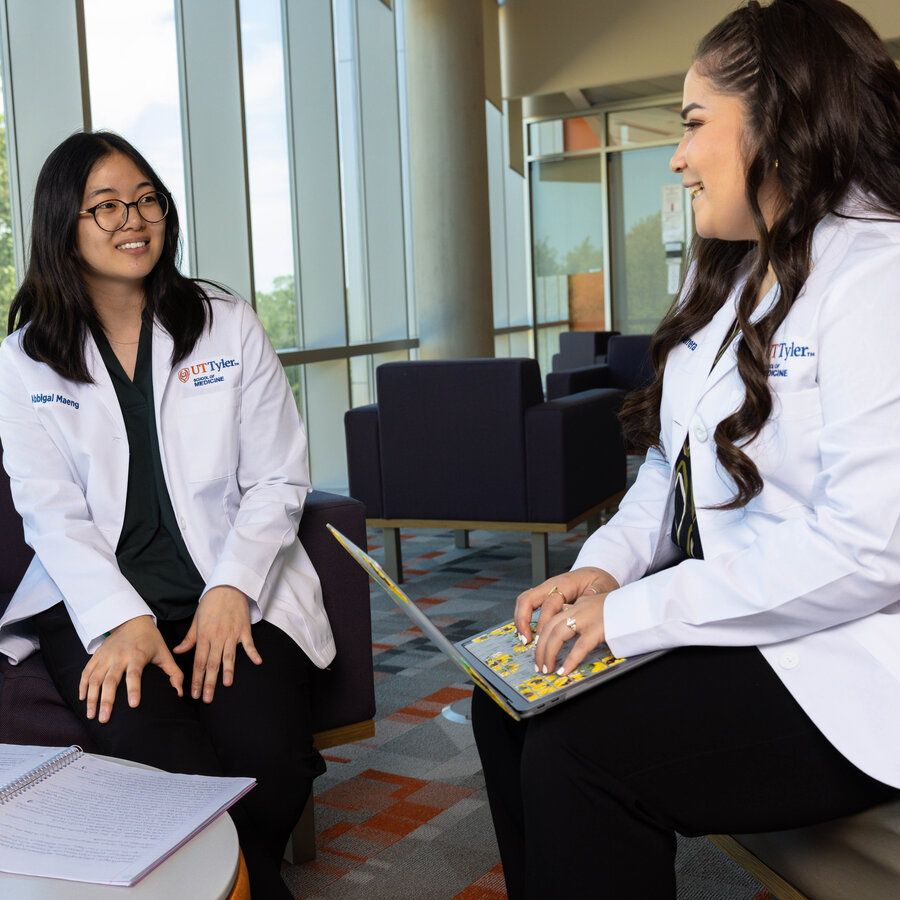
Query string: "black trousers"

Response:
xmin=472 ymin=645 xmax=897 ymax=900
xmin=35 ymin=603 xmax=325 ymax=900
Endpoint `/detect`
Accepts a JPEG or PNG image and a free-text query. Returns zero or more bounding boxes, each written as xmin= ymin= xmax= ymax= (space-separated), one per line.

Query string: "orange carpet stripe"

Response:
xmin=425 ymin=685 xmax=473 ymax=704
xmin=387 ymin=800 xmax=442 ymax=823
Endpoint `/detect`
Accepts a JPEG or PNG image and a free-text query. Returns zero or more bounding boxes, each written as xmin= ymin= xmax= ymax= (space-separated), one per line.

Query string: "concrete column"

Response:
xmin=404 ymin=0 xmax=494 ymax=359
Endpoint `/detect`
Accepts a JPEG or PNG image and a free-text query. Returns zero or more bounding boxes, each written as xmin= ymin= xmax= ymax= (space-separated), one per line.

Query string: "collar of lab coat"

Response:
xmin=82 ymin=318 xmax=177 ymax=438
xmin=698 ymin=207 xmax=852 ymax=397
xmin=150 ymin=318 xmax=177 ymax=420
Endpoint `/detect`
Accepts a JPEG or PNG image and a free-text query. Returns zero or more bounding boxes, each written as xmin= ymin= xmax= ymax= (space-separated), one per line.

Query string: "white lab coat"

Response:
xmin=575 ymin=207 xmax=900 ymax=788
xmin=0 ymin=291 xmax=336 ymax=670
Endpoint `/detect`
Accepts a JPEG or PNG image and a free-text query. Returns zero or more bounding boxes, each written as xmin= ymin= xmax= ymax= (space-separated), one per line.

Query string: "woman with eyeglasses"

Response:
xmin=0 ymin=131 xmax=333 ymax=899
xmin=473 ymin=1 xmax=900 ymax=897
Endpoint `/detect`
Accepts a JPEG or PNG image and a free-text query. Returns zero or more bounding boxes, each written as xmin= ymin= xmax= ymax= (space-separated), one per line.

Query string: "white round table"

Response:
xmin=0 ymin=756 xmax=241 ymax=900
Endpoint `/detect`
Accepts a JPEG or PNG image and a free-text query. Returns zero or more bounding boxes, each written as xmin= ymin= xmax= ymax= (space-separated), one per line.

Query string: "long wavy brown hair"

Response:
xmin=620 ymin=0 xmax=900 ymax=509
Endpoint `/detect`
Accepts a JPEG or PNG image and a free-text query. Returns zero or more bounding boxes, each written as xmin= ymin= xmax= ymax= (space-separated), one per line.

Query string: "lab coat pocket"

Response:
xmin=175 ymin=388 xmax=241 ymax=482
xmin=748 ymin=386 xmax=822 ymax=515
xmin=770 ymin=385 xmax=822 ymax=422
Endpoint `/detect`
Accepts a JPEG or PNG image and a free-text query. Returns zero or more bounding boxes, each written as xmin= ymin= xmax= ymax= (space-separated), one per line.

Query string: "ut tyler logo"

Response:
xmin=178 ymin=368 xmax=190 ymax=383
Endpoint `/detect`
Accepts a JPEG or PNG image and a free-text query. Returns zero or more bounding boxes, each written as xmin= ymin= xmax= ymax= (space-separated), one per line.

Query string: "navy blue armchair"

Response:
xmin=546 ymin=333 xmax=653 ymax=402
xmin=344 ymin=358 xmax=626 ymax=584
xmin=551 ymin=329 xmax=620 ymax=372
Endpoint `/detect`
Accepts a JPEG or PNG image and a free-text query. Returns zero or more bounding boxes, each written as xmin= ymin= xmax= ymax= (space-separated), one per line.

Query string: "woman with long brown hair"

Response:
xmin=473 ymin=1 xmax=900 ymax=896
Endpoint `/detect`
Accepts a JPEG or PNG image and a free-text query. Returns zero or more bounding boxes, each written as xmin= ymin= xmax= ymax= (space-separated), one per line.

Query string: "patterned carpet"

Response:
xmin=278 ymin=518 xmax=771 ymax=899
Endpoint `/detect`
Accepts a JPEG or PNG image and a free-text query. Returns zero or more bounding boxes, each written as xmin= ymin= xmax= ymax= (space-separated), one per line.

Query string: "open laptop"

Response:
xmin=328 ymin=525 xmax=665 ymax=720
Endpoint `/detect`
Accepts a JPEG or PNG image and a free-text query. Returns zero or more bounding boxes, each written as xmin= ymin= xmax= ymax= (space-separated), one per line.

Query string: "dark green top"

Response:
xmin=94 ymin=320 xmax=204 ymax=620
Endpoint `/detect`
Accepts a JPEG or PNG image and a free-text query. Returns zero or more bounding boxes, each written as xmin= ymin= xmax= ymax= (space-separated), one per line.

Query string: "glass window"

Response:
xmin=535 ymin=323 xmax=566 ymax=380
xmin=530 ymin=156 xmax=606 ymax=331
xmin=608 ymin=146 xmax=690 ymax=334
xmin=239 ymin=0 xmax=298 ymax=350
xmin=607 ymin=104 xmax=683 ymax=147
xmin=528 ymin=115 xmax=604 ymax=157
xmin=280 ymin=364 xmax=305 ymax=418
xmin=83 ymin=0 xmax=189 ymax=271
xmin=528 ymin=120 xmax=563 ymax=158
xmin=561 ymin=115 xmax=603 ymax=152
xmin=0 ymin=78 xmax=14 ymax=333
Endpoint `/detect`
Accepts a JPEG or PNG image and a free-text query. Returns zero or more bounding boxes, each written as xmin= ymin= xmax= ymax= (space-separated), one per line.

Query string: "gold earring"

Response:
xmin=775 ymin=159 xmax=779 ymax=169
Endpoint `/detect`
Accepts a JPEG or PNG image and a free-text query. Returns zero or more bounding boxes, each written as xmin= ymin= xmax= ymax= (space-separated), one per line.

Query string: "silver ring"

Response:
xmin=583 ymin=586 xmax=600 ymax=596
xmin=566 ymin=616 xmax=577 ymax=633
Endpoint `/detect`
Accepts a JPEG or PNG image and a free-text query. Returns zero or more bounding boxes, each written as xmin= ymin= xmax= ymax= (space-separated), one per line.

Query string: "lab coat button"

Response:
xmin=779 ymin=652 xmax=799 ymax=670
xmin=692 ymin=422 xmax=708 ymax=442
xmin=178 ymin=517 xmax=186 ymax=530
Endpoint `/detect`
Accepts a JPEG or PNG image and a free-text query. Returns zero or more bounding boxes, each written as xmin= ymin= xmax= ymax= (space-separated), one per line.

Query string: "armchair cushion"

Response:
xmin=0 ymin=452 xmax=33 ymax=604
xmin=0 ymin=653 xmax=97 ymax=748
xmin=546 ymin=364 xmax=612 ymax=400
xmin=525 ymin=388 xmax=626 ymax=522
xmin=716 ymin=797 xmax=900 ymax=900
xmin=606 ymin=334 xmax=653 ymax=392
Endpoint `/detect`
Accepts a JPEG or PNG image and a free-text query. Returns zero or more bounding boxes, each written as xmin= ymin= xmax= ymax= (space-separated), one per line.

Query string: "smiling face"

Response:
xmin=670 ymin=65 xmax=779 ymax=242
xmin=76 ymin=151 xmax=166 ymax=298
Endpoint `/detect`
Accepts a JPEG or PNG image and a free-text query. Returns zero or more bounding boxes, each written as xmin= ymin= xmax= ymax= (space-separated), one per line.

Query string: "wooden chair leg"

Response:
xmin=383 ymin=527 xmax=403 ymax=583
xmin=531 ymin=532 xmax=549 ymax=585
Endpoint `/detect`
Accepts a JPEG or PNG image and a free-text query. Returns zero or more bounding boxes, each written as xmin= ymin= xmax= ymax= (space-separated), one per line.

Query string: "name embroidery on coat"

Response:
xmin=31 ymin=393 xmax=80 ymax=410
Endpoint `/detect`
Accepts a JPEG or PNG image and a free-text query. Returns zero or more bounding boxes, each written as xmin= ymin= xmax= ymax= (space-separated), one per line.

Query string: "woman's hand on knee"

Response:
xmin=172 ymin=585 xmax=261 ymax=704
xmin=513 ymin=567 xmax=619 ymax=644
xmin=79 ymin=615 xmax=183 ymax=724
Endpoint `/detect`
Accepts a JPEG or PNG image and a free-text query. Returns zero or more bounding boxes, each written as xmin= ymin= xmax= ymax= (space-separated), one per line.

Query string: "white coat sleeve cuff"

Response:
xmin=602 ymin=582 xmax=668 ymax=659
xmin=205 ymin=561 xmax=266 ymax=620
xmin=79 ymin=592 xmax=158 ymax=655
xmin=574 ymin=538 xmax=650 ymax=590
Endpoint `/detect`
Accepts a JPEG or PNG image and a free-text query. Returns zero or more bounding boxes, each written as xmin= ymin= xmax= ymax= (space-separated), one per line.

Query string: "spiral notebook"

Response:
xmin=0 ymin=743 xmax=254 ymax=885
xmin=328 ymin=525 xmax=666 ymax=720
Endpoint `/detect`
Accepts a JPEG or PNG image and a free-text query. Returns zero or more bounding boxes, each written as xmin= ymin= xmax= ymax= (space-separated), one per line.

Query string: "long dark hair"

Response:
xmin=8 ymin=131 xmax=213 ymax=382
xmin=620 ymin=0 xmax=900 ymax=509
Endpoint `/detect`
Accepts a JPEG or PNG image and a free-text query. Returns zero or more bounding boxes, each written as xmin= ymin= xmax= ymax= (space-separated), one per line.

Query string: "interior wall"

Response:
xmin=500 ymin=0 xmax=900 ymax=101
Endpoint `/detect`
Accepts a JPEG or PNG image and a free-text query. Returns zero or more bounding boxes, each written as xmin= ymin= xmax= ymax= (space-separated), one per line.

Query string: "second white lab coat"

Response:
xmin=575 ymin=207 xmax=900 ymax=788
xmin=0 ymin=292 xmax=336 ymax=670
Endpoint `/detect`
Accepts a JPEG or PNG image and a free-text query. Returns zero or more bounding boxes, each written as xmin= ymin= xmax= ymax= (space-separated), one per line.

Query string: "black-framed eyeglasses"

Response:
xmin=78 ymin=191 xmax=169 ymax=233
